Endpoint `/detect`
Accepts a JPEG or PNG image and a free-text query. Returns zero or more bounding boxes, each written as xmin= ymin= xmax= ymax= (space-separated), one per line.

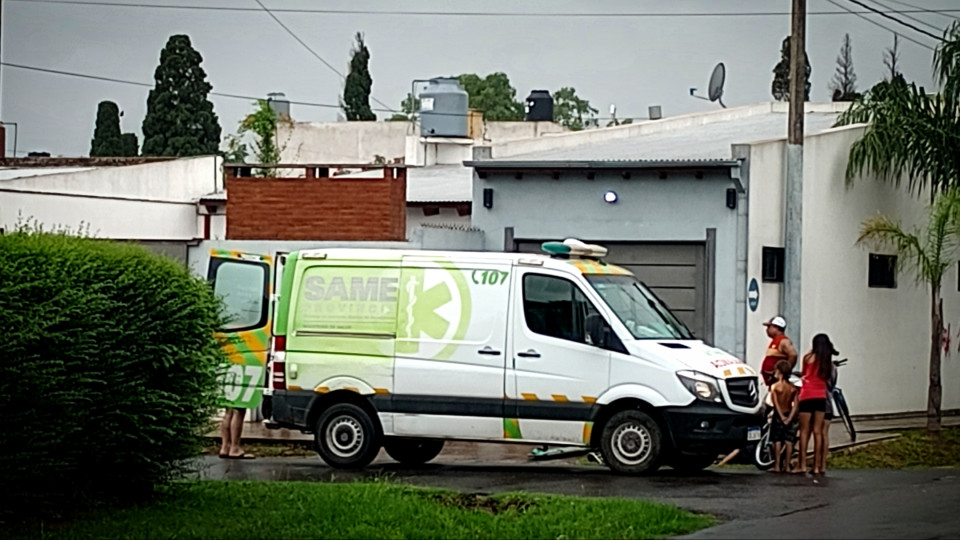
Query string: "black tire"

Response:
xmin=669 ymin=453 xmax=717 ymax=473
xmin=753 ymin=424 xmax=775 ymax=470
xmin=599 ymin=409 xmax=664 ymax=475
xmin=835 ymin=390 xmax=856 ymax=442
xmin=314 ymin=403 xmax=381 ymax=469
xmin=384 ymin=438 xmax=445 ymax=465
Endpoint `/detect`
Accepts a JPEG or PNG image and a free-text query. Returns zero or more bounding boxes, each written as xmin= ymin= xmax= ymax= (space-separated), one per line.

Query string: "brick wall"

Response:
xmin=226 ymin=167 xmax=406 ymax=241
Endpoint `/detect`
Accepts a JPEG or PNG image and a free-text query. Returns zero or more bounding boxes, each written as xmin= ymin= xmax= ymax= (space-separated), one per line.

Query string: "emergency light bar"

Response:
xmin=541 ymin=238 xmax=609 ymax=259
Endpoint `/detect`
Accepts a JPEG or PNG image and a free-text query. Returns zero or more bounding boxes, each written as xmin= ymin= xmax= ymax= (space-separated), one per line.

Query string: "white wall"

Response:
xmin=481 ymin=121 xmax=567 ymax=142
xmin=278 ymin=121 xmax=412 ymax=165
xmin=0 ymin=156 xmax=221 ymax=240
xmin=0 ymin=190 xmax=200 ymax=239
xmin=745 ymin=126 xmax=960 ymax=415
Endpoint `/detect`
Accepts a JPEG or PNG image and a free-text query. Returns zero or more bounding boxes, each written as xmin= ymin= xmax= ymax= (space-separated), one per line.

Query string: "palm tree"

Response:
xmin=857 ymin=190 xmax=960 ymax=432
xmin=839 ymin=23 xmax=960 ymax=433
xmin=835 ymin=22 xmax=960 ymax=196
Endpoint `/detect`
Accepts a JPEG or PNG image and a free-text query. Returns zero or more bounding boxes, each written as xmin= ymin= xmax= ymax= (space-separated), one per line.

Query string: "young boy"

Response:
xmin=770 ymin=359 xmax=799 ymax=473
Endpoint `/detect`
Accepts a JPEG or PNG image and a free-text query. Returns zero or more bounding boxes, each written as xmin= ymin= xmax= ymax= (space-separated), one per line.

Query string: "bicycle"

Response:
xmin=753 ymin=358 xmax=854 ymax=470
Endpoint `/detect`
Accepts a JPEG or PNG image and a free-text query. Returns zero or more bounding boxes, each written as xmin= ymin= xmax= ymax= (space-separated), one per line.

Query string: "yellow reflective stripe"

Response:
xmin=521 ymin=393 xmax=539 ymax=401
xmin=723 ymin=369 xmax=732 ymax=377
xmin=582 ymin=396 xmax=597 ymax=404
xmin=316 ymin=386 xmax=330 ymax=394
xmin=551 ymin=394 xmax=569 ymax=402
xmin=373 ymin=388 xmax=390 ymax=395
xmin=582 ymin=422 xmax=593 ymax=444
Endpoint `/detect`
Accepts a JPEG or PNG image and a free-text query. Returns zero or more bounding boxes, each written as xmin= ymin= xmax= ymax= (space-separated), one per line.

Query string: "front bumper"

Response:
xmin=660 ymin=401 xmax=764 ymax=455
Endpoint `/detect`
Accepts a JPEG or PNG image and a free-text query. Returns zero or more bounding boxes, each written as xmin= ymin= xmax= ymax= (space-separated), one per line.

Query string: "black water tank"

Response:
xmin=525 ymin=90 xmax=553 ymax=121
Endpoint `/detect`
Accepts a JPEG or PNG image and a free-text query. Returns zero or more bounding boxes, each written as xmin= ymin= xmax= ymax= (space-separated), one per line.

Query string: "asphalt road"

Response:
xmin=197 ymin=456 xmax=960 ymax=539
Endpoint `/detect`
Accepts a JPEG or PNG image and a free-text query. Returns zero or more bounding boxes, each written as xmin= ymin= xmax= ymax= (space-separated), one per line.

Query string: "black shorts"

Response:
xmin=771 ymin=416 xmax=797 ymax=443
xmin=799 ymin=398 xmax=827 ymax=413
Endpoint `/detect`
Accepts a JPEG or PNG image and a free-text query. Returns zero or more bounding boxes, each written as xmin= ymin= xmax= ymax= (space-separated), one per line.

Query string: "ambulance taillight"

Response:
xmin=271 ymin=336 xmax=286 ymax=390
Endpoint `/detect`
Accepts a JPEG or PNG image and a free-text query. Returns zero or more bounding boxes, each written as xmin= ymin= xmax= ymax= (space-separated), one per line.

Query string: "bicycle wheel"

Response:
xmin=834 ymin=389 xmax=856 ymax=442
xmin=753 ymin=424 xmax=775 ymax=470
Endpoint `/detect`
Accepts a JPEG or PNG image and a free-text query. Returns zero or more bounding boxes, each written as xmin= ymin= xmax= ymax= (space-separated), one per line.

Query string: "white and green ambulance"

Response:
xmin=265 ymin=239 xmax=763 ymax=474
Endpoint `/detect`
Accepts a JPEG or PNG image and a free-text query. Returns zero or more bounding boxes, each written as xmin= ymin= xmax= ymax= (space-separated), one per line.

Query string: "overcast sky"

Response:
xmin=2 ymin=0 xmax=957 ymax=157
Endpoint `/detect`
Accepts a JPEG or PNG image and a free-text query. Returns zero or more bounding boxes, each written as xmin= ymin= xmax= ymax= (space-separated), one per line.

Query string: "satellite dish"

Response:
xmin=689 ymin=62 xmax=727 ymax=108
xmin=708 ymin=62 xmax=726 ymax=107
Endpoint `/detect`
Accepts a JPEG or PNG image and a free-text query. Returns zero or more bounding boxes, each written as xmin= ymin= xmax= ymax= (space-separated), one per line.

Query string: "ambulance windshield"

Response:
xmin=586 ymin=275 xmax=693 ymax=340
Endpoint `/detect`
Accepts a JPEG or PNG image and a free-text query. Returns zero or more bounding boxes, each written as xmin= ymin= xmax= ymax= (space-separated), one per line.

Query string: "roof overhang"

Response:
xmin=465 ymin=159 xmax=744 ymax=192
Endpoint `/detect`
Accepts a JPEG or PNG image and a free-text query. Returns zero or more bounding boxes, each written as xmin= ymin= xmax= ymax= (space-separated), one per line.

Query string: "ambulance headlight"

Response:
xmin=677 ymin=371 xmax=722 ymax=403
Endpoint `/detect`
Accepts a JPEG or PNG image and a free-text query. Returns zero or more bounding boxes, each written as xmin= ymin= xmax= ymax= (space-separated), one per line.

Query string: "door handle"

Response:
xmin=478 ymin=347 xmax=502 ymax=356
xmin=517 ymin=350 xmax=541 ymax=358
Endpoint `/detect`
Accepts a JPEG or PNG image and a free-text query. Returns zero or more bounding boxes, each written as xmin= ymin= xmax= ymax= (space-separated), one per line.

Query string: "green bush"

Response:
xmin=0 ymin=230 xmax=225 ymax=516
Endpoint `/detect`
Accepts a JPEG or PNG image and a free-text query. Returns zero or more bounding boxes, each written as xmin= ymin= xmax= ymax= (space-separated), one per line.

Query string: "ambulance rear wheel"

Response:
xmin=315 ymin=403 xmax=381 ymax=469
xmin=384 ymin=438 xmax=445 ymax=465
xmin=600 ymin=409 xmax=663 ymax=475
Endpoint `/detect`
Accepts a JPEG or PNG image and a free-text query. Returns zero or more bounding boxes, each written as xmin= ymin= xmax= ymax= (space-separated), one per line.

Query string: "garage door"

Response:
xmin=515 ymin=241 xmax=709 ymax=340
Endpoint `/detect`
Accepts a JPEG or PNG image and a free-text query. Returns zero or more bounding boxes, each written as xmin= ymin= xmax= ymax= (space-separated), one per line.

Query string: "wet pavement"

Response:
xmin=196 ymin=456 xmax=960 ymax=539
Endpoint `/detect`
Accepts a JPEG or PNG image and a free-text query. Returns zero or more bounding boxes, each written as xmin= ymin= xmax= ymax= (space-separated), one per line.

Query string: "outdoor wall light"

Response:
xmin=603 ymin=191 xmax=619 ymax=204
xmin=483 ymin=188 xmax=494 ymax=209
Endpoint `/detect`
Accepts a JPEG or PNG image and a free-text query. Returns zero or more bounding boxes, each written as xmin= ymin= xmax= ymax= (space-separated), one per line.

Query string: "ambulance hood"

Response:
xmin=625 ymin=339 xmax=758 ymax=380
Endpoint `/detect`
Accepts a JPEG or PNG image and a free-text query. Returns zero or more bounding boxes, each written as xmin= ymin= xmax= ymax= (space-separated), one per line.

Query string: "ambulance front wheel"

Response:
xmin=600 ymin=409 xmax=663 ymax=475
xmin=384 ymin=438 xmax=445 ymax=465
xmin=315 ymin=403 xmax=381 ymax=469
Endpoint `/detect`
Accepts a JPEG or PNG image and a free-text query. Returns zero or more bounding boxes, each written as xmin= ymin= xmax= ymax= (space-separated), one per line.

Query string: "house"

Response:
xmin=467 ymin=101 xmax=959 ymax=417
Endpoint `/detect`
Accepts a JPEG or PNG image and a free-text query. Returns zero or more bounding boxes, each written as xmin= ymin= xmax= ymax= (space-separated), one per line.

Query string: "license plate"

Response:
xmin=747 ymin=427 xmax=761 ymax=441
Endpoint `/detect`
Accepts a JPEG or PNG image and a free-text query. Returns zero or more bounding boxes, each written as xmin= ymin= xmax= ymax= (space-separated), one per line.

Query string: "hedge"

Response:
xmin=0 ymin=230 xmax=225 ymax=516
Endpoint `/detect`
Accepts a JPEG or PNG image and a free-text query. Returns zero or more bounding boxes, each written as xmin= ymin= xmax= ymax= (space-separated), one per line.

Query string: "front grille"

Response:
xmin=726 ymin=377 xmax=759 ymax=407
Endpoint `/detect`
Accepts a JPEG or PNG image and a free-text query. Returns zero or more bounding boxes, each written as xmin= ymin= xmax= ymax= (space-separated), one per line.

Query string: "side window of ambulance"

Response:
xmin=210 ymin=260 xmax=269 ymax=331
xmin=522 ymin=274 xmax=605 ymax=346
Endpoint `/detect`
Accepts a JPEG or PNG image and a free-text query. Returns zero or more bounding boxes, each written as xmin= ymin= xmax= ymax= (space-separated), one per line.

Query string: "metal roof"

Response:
xmin=464 ymin=159 xmax=739 ymax=170
xmin=474 ymin=111 xmax=841 ymax=164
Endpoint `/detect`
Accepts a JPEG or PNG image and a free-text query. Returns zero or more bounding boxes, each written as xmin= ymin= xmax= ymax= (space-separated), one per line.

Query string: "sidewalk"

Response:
xmin=210 ymin=414 xmax=958 ymax=463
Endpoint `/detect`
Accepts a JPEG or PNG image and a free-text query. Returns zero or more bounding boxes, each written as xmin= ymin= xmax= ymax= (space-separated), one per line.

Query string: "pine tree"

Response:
xmin=90 ymin=101 xmax=124 ymax=157
xmin=141 ymin=34 xmax=222 ymax=156
xmin=830 ymin=33 xmax=859 ymax=102
xmin=771 ymin=36 xmax=812 ymax=102
xmin=342 ymin=33 xmax=376 ymax=121
xmin=121 ymin=133 xmax=139 ymax=157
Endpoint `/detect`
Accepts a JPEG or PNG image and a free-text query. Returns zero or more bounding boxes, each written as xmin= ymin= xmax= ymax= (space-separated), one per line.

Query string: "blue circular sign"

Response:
xmin=748 ymin=278 xmax=759 ymax=312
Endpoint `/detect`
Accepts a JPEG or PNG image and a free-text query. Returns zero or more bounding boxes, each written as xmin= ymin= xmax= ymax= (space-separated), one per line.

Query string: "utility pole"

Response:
xmin=784 ymin=0 xmax=806 ymax=343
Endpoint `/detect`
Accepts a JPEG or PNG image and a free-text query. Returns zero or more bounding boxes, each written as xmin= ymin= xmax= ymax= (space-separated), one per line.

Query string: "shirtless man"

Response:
xmin=770 ymin=360 xmax=800 ymax=473
xmin=760 ymin=316 xmax=797 ymax=387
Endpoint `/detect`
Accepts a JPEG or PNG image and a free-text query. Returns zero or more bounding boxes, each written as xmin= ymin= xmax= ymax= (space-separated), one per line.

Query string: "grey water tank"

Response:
xmin=525 ymin=90 xmax=553 ymax=121
xmin=419 ymin=78 xmax=468 ymax=138
xmin=267 ymin=92 xmax=290 ymax=118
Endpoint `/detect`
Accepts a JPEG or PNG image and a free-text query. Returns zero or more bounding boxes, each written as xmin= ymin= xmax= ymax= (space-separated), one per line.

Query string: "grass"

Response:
xmin=2 ymin=481 xmax=714 ymax=540
xmin=829 ymin=427 xmax=960 ymax=469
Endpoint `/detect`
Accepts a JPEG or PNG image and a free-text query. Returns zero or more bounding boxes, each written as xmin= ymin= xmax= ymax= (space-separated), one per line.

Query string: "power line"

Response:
xmin=845 ymin=0 xmax=945 ymax=41
xmin=251 ymin=0 xmax=398 ymax=115
xmin=882 ymin=0 xmax=960 ymax=21
xmin=865 ymin=0 xmax=946 ymax=33
xmin=826 ymin=0 xmax=936 ymax=50
xmin=10 ymin=0 xmax=960 ymax=17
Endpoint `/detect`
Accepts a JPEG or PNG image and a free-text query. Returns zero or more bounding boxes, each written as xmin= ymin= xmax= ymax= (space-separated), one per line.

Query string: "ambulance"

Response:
xmin=232 ymin=239 xmax=763 ymax=475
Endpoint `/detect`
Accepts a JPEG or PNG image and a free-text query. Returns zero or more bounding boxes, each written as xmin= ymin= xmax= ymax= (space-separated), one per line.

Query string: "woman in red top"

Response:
xmin=796 ymin=333 xmax=837 ymax=475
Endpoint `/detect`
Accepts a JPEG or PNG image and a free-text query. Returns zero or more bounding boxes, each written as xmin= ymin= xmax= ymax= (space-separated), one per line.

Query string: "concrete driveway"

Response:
xmin=197 ymin=456 xmax=960 ymax=539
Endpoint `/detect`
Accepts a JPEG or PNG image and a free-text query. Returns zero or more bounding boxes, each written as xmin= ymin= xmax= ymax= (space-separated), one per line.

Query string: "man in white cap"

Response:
xmin=760 ymin=316 xmax=797 ymax=387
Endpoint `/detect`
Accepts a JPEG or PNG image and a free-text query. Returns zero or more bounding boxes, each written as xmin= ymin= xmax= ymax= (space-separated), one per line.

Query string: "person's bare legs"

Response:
xmin=821 ymin=417 xmax=832 ymax=474
xmin=797 ymin=411 xmax=812 ymax=474
xmin=772 ymin=441 xmax=783 ymax=472
xmin=228 ymin=408 xmax=246 ymax=457
xmin=812 ymin=411 xmax=826 ymax=474
xmin=219 ymin=409 xmax=234 ymax=457
xmin=716 ymin=448 xmax=740 ymax=467
xmin=785 ymin=440 xmax=795 ymax=473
